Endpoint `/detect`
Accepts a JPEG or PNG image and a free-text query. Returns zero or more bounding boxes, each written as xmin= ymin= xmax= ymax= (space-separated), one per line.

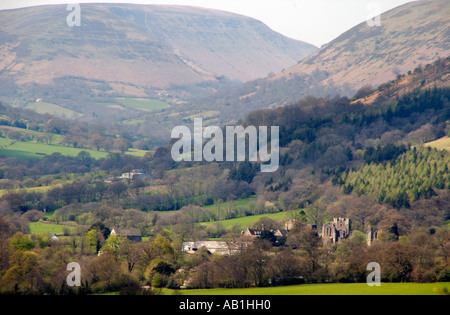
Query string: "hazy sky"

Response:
xmin=0 ymin=0 xmax=416 ymax=46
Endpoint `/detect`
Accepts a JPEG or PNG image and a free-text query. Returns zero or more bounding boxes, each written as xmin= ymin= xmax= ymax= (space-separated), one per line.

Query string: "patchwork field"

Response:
xmin=0 ymin=125 xmax=150 ymax=160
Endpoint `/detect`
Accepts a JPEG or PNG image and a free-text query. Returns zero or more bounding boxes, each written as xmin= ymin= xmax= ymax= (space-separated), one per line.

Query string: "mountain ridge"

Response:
xmin=0 ymin=3 xmax=317 ymax=105
xmin=198 ymin=0 xmax=450 ymax=124
xmin=273 ymin=0 xmax=450 ymax=88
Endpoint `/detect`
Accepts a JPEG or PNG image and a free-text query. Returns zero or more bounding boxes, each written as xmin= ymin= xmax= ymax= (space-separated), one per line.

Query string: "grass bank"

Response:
xmin=180 ymin=282 xmax=450 ymax=295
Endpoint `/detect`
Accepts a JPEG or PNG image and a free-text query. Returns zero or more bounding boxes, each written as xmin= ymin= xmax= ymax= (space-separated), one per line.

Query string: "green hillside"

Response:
xmin=0 ymin=2 xmax=448 ymax=297
xmin=202 ymin=212 xmax=289 ymax=229
xmin=337 ymin=146 xmax=450 ymax=209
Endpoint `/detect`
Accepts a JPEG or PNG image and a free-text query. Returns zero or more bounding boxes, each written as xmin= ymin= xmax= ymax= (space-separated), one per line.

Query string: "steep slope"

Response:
xmin=200 ymin=0 xmax=450 ymax=124
xmin=0 ymin=4 xmax=317 ymax=103
xmin=353 ymin=57 xmax=450 ymax=106
xmin=274 ymin=0 xmax=449 ymax=90
xmin=119 ymin=5 xmax=317 ymax=83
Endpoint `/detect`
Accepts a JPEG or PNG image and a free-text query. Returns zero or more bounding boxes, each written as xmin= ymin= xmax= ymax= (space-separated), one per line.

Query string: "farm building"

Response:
xmin=121 ymin=169 xmax=148 ymax=180
xmin=183 ymin=241 xmax=240 ymax=255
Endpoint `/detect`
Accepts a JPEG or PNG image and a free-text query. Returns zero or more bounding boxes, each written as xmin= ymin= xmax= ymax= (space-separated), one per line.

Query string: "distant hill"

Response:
xmin=274 ymin=0 xmax=449 ymax=90
xmin=0 ymin=4 xmax=317 ymax=106
xmin=199 ymin=0 xmax=450 ymax=124
xmin=231 ymin=55 xmax=450 ymax=213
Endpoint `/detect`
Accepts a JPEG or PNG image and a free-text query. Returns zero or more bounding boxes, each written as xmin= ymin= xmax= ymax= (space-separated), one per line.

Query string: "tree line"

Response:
xmin=0 ymin=215 xmax=448 ymax=294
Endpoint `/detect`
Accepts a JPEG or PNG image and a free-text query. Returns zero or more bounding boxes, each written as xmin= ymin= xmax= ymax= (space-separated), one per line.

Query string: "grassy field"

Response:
xmin=424 ymin=136 xmax=450 ymax=151
xmin=198 ymin=197 xmax=295 ymax=229
xmin=182 ymin=110 xmax=220 ymax=122
xmin=25 ymin=101 xmax=83 ymax=119
xmin=0 ymin=176 xmax=75 ymax=197
xmin=127 ymin=148 xmax=152 ymax=157
xmin=29 ymin=221 xmax=77 ymax=235
xmin=117 ymin=98 xmax=170 ymax=112
xmin=0 ymin=126 xmax=63 ymax=142
xmin=0 ymin=137 xmax=11 ymax=146
xmin=0 ymin=185 xmax=52 ymax=197
xmin=0 ymin=147 xmax=41 ymax=159
xmin=0 ymin=125 xmax=106 ymax=159
xmin=0 ymin=140 xmax=110 ymax=159
xmin=180 ymin=282 xmax=450 ymax=295
xmin=202 ymin=211 xmax=290 ymax=229
xmin=202 ymin=198 xmax=257 ymax=212
xmin=0 ymin=131 xmax=151 ymax=160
